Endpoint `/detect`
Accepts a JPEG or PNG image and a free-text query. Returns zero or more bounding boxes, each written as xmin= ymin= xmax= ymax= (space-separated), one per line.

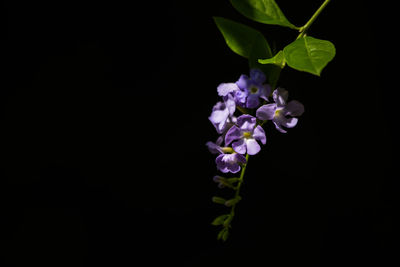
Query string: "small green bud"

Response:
xmin=212 ymin=196 xmax=227 ymax=204
xmin=227 ymin=177 xmax=240 ymax=184
xmin=222 ymin=215 xmax=232 ymax=227
xmin=217 ymin=228 xmax=227 ymax=240
xmin=211 ymin=214 xmax=230 ymax=226
xmin=222 ymin=228 xmax=229 ymax=241
xmin=224 ymin=196 xmax=242 ymax=207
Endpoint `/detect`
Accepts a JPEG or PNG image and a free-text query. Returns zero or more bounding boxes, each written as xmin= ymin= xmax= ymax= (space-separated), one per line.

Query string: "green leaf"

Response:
xmin=258 ymin=50 xmax=285 ymax=67
xmin=212 ymin=196 xmax=227 ymax=204
xmin=214 ymin=16 xmax=272 ymax=59
xmin=211 ymin=214 xmax=230 ymax=226
xmin=230 ymin=0 xmax=297 ymax=29
xmin=283 ymin=36 xmax=336 ymax=76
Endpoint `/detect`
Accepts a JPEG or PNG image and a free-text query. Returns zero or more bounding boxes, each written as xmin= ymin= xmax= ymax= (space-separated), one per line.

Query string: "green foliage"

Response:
xmin=213 ymin=16 xmax=272 ymax=60
xmin=213 ymin=16 xmax=278 ymax=82
xmin=212 ymin=0 xmax=335 ymax=242
xmin=283 ymin=36 xmax=336 ymax=76
xmin=230 ymin=0 xmax=298 ymax=29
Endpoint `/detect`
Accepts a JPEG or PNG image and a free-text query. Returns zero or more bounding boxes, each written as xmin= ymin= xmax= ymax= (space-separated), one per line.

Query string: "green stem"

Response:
xmin=229 ymin=154 xmax=249 ymax=218
xmin=236 ymin=105 xmax=250 ymax=115
xmin=297 ymin=0 xmax=331 ymax=39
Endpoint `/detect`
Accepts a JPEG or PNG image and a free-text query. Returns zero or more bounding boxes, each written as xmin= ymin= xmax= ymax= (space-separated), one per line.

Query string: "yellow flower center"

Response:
xmin=250 ymin=86 xmax=259 ymax=94
xmin=221 ymin=147 xmax=234 ymax=153
xmin=274 ymin=108 xmax=282 ymax=117
xmin=243 ymin=131 xmax=252 ymax=139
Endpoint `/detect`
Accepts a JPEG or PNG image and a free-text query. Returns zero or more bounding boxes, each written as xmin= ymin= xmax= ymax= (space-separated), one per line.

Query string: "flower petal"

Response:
xmin=234 ymin=89 xmax=248 ymax=107
xmin=256 ymin=104 xmax=276 ymax=121
xmin=215 ymin=154 xmax=229 ymax=173
xmin=281 ymin=117 xmax=298 ymax=128
xmin=208 ymin=110 xmax=227 ymax=124
xmin=225 ymin=125 xmax=241 ymax=145
xmin=216 ymin=136 xmax=224 ymax=146
xmin=225 ymin=94 xmax=236 ymax=115
xmin=245 ymin=138 xmax=261 ymax=155
xmin=273 ymin=88 xmax=288 ymax=107
xmin=234 ymin=153 xmax=247 ymax=164
xmin=209 ymin=103 xmax=228 ymax=124
xmin=253 ymin=125 xmax=266 ymax=144
xmin=217 ymin=83 xmax=239 ymax=97
xmin=237 ymin=114 xmax=256 ymax=129
xmin=227 ymin=161 xmax=241 ymax=173
xmin=273 ymin=118 xmax=287 ymax=133
xmin=259 ymin=84 xmax=271 ymax=101
xmin=232 ymin=139 xmax=247 ymax=154
xmin=284 ymin=100 xmax=304 ymax=117
xmin=206 ymin=141 xmax=223 ymax=154
xmin=246 ymin=94 xmax=260 ymax=109
xmin=236 ymin=74 xmax=250 ymax=89
xmin=250 ymin=69 xmax=266 ymax=84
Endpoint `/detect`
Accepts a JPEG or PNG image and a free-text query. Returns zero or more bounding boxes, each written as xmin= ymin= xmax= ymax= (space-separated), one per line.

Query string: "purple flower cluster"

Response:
xmin=207 ymin=69 xmax=304 ymax=174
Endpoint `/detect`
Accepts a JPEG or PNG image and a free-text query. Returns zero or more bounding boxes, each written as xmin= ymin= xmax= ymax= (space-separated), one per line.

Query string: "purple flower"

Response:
xmin=256 ymin=88 xmax=305 ymax=133
xmin=206 ymin=138 xmax=245 ymax=173
xmin=235 ymin=69 xmax=271 ymax=109
xmin=225 ymin=114 xmax=266 ymax=155
xmin=215 ymin=153 xmax=247 ymax=173
xmin=209 ymin=94 xmax=237 ymax=134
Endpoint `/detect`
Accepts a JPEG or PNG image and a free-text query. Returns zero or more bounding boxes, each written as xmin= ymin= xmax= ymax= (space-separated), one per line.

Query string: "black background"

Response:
xmin=2 ymin=0 xmax=399 ymax=266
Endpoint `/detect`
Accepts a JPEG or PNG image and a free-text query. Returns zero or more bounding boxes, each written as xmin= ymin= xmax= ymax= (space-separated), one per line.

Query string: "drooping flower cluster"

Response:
xmin=207 ymin=69 xmax=304 ymax=174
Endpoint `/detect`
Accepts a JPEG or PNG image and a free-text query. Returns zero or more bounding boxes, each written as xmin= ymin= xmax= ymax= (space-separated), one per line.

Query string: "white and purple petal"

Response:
xmin=245 ymin=138 xmax=261 ymax=155
xmin=234 ymin=89 xmax=248 ymax=107
xmin=232 ymin=139 xmax=246 ymax=154
xmin=217 ymin=83 xmax=239 ymax=97
xmin=237 ymin=114 xmax=256 ymax=130
xmin=209 ymin=102 xmax=229 ymax=123
xmin=225 ymin=94 xmax=236 ymax=115
xmin=281 ymin=117 xmax=298 ymax=128
xmin=215 ymin=154 xmax=229 ymax=173
xmin=215 ymin=154 xmax=243 ymax=174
